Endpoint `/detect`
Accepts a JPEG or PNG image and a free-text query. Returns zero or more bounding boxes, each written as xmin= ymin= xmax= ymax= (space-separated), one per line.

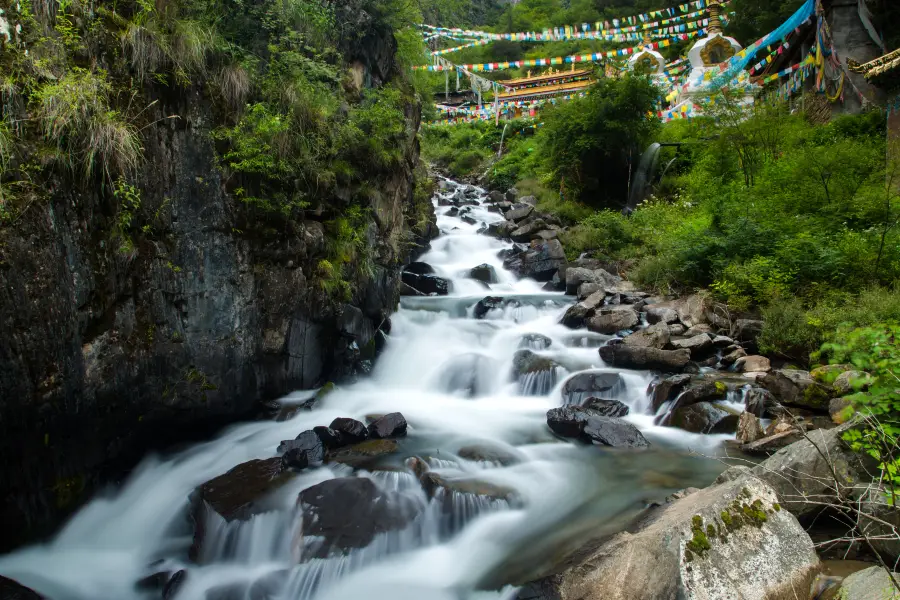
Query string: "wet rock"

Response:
xmin=313 ymin=426 xmax=344 ymax=449
xmin=474 ymin=296 xmax=520 ymax=319
xmin=646 ymin=307 xmax=679 ymax=325
xmin=512 ymin=349 xmax=559 ymax=376
xmin=668 ymin=402 xmax=739 ymax=434
xmin=736 ymin=412 xmax=764 ymax=444
xmin=668 ymin=334 xmax=713 ymax=356
xmin=587 ymin=306 xmax=639 ymax=335
xmin=194 ymin=458 xmax=292 ymax=523
xmin=504 ymin=239 xmax=566 ymax=281
xmin=623 ymin=322 xmax=670 ymax=349
xmin=745 ymin=387 xmax=776 ymax=417
xmin=403 ymin=262 xmax=434 ymax=275
xmin=582 ymin=397 xmax=629 ymax=417
xmin=163 ymin=570 xmax=187 ymax=600
xmin=469 ymin=264 xmax=499 ymax=284
xmin=506 ymin=203 xmax=534 ymax=223
xmin=461 ymin=215 xmax=477 ymax=225
xmin=560 ymin=303 xmax=590 ymax=329
xmin=488 ymin=190 xmax=504 ymax=203
xmin=0 ymin=576 xmax=44 ymax=600
xmin=400 ymin=272 xmax=450 ymax=296
xmin=522 ymin=476 xmax=819 ymax=600
xmin=447 ymin=207 xmax=460 ymax=217
xmin=561 ymin=372 xmax=624 ymax=405
xmin=329 ymin=418 xmax=369 ymax=445
xmin=278 ymin=431 xmax=325 ymax=466
xmin=296 ymin=477 xmax=420 ymax=559
xmin=421 ymin=472 xmax=514 ymax=501
xmin=326 ymin=439 xmax=399 ymax=467
xmin=458 ymin=444 xmax=521 ymax=466
xmin=486 ymin=221 xmax=514 ymax=239
xmin=649 ymin=373 xmax=692 ymax=413
xmin=546 ymin=406 xmax=649 ymax=447
xmin=599 ymin=342 xmax=691 ymax=371
xmin=518 ymin=333 xmax=553 ymax=350
xmin=759 ymin=369 xmax=832 ymax=411
xmin=734 ymin=355 xmax=771 ymax=373
xmin=368 ymin=412 xmax=408 ymax=439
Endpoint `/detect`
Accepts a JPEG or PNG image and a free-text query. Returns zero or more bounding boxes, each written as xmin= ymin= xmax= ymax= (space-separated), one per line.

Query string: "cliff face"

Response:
xmin=0 ymin=0 xmax=436 ymax=549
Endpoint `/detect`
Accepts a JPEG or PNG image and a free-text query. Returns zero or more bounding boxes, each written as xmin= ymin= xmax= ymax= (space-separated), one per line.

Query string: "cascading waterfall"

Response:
xmin=0 ymin=178 xmax=732 ymax=600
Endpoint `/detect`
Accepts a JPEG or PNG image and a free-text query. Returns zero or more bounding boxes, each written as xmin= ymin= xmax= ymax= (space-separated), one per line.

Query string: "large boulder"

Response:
xmin=504 ymin=239 xmax=566 ymax=281
xmin=560 ymin=372 xmax=624 ymax=405
xmin=519 ymin=476 xmax=819 ymax=600
xmin=486 ymin=221 xmax=515 ymax=239
xmin=506 ymin=203 xmax=534 ymax=223
xmin=329 ymin=418 xmax=369 ymax=445
xmin=564 ymin=268 xmax=621 ymax=296
xmin=546 ymin=406 xmax=649 ymax=448
xmin=759 ymin=369 xmax=832 ymax=411
xmin=512 ymin=350 xmax=560 ymax=395
xmin=510 ymin=220 xmax=548 ymax=243
xmin=599 ymin=342 xmax=691 ymax=371
xmin=296 ymin=477 xmax=420 ymax=559
xmin=0 ymin=576 xmax=44 ymax=600
xmin=403 ymin=262 xmax=434 ymax=275
xmin=559 ymin=303 xmax=591 ymax=329
xmin=734 ymin=355 xmax=771 ymax=373
xmin=469 ymin=263 xmax=499 ymax=284
xmin=744 ymin=387 xmax=777 ymax=417
xmin=623 ymin=322 xmax=670 ymax=349
xmin=193 ymin=458 xmax=293 ymax=523
xmin=669 ymin=334 xmax=713 ymax=356
xmin=400 ymin=272 xmax=450 ymax=296
xmin=668 ymin=402 xmax=739 ymax=434
xmin=745 ymin=425 xmax=868 ymax=518
xmin=648 ymin=373 xmax=692 ymax=413
xmin=368 ymin=412 xmax=408 ymax=439
xmin=278 ymin=430 xmax=326 ymax=467
xmin=736 ymin=412 xmax=764 ymax=444
xmin=586 ymin=306 xmax=639 ymax=335
xmin=646 ymin=306 xmax=679 ymax=325
xmin=836 ymin=566 xmax=900 ymax=600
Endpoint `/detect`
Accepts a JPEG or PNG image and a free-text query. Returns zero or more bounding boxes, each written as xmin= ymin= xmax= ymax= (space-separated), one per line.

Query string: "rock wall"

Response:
xmin=0 ymin=14 xmax=436 ymax=550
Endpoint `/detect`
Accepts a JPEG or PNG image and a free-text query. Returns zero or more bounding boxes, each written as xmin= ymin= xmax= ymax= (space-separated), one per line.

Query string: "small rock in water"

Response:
xmin=582 ymin=397 xmax=629 ymax=417
xmin=326 ymin=439 xmax=399 ymax=467
xmin=457 ymin=444 xmax=521 ymax=466
xmin=193 ymin=457 xmax=292 ymax=522
xmin=736 ymin=411 xmax=764 ymax=444
xmin=474 ymin=296 xmax=519 ymax=319
xmin=329 ymin=417 xmax=369 ymax=445
xmin=278 ymin=430 xmax=326 ymax=466
xmin=546 ymin=406 xmax=649 ymax=447
xmin=518 ymin=333 xmax=553 ymax=350
xmin=162 ymin=570 xmax=187 ymax=600
xmin=461 ymin=215 xmax=477 ymax=225
xmin=368 ymin=412 xmax=408 ymax=439
xmin=561 ymin=371 xmax=624 ymax=405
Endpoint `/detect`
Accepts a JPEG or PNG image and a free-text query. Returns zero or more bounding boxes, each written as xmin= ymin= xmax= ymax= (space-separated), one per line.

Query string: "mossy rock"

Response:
xmin=810 ymin=364 xmax=852 ymax=385
xmin=326 ymin=439 xmax=399 ymax=467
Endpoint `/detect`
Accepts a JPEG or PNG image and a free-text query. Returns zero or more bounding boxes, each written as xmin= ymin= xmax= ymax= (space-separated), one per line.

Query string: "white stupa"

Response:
xmin=667 ymin=1 xmax=754 ymax=115
xmin=629 ymin=32 xmax=667 ymax=83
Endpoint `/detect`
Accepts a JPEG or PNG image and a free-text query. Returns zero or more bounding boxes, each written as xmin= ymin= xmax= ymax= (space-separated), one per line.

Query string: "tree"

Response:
xmin=538 ymin=74 xmax=659 ymax=207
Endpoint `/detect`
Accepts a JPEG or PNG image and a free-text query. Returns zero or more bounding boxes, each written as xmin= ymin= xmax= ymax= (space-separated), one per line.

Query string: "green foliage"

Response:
xmin=820 ymin=326 xmax=900 ymax=504
xmin=539 ymin=75 xmax=659 ymax=206
xmin=32 ymin=68 xmax=141 ymax=180
xmin=113 ymin=177 xmax=142 ymax=253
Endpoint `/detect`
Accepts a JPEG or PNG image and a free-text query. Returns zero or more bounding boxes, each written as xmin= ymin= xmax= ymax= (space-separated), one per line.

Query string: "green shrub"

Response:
xmin=758 ymin=298 xmax=822 ymax=362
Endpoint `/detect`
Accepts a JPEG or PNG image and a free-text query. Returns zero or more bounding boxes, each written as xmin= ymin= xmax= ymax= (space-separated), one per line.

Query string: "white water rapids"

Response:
xmin=0 ymin=180 xmax=733 ymax=600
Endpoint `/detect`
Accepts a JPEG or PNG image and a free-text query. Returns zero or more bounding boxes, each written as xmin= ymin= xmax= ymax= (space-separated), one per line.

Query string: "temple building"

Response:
xmin=497 ymin=66 xmax=594 ymax=102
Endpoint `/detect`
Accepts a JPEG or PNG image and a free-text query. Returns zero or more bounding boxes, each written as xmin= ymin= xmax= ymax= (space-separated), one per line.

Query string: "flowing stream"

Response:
xmin=0 ymin=180 xmax=732 ymax=600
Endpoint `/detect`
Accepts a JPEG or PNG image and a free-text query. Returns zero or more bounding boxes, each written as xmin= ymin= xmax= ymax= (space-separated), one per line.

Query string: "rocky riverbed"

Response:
xmin=0 ymin=178 xmax=896 ymax=600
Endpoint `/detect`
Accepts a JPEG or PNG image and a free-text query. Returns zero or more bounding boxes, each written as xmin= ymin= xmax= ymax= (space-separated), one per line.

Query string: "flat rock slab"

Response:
xmin=194 ymin=457 xmax=292 ymax=522
xmin=519 ymin=476 xmax=820 ymax=600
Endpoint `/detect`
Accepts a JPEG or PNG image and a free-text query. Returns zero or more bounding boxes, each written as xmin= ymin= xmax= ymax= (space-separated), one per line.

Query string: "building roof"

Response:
xmin=500 ymin=68 xmax=593 ymax=88
xmin=848 ymin=47 xmax=900 ymax=83
xmin=497 ymin=79 xmax=593 ymax=100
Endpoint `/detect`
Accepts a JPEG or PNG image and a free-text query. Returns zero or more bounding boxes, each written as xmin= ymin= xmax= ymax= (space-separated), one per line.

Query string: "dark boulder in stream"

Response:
xmin=400 ymin=272 xmax=450 ymax=296
xmin=546 ymin=407 xmax=649 ymax=448
xmin=561 ymin=372 xmax=624 ymax=405
xmin=329 ymin=417 xmax=369 ymax=445
xmin=469 ymin=263 xmax=499 ymax=284
xmin=0 ymin=576 xmax=44 ymax=600
xmin=326 ymin=439 xmax=399 ymax=468
xmin=277 ymin=431 xmax=325 ymax=467
xmin=367 ymin=412 xmax=408 ymax=439
xmin=599 ymin=341 xmax=690 ymax=371
xmin=503 ymin=240 xmax=566 ymax=281
xmin=582 ymin=397 xmax=629 ymax=417
xmin=296 ymin=477 xmax=420 ymax=559
xmin=193 ymin=458 xmax=292 ymax=522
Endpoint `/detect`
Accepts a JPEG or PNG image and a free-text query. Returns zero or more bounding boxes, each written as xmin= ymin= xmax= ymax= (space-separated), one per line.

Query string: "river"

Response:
xmin=0 ymin=179 xmax=732 ymax=600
